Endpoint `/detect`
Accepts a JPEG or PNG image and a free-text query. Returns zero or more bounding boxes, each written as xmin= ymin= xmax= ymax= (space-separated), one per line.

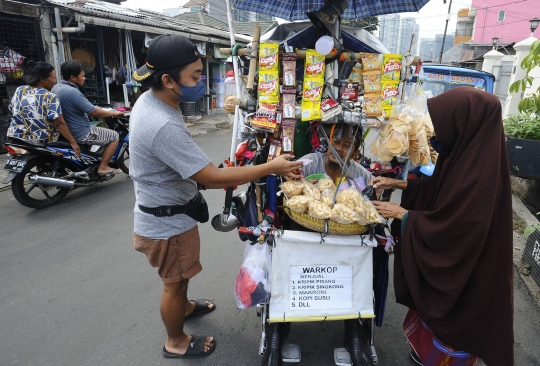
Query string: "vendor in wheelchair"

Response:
xmin=265 ymin=123 xmax=389 ymax=366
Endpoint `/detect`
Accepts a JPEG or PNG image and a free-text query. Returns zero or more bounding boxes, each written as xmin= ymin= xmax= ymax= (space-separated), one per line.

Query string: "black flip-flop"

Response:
xmin=162 ymin=335 xmax=216 ymax=359
xmin=185 ymin=299 xmax=216 ymax=320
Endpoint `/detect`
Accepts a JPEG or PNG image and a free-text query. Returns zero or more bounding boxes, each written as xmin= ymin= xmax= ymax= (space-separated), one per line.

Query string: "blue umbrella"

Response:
xmin=233 ymin=0 xmax=431 ymax=21
xmin=261 ymin=21 xmax=390 ymax=53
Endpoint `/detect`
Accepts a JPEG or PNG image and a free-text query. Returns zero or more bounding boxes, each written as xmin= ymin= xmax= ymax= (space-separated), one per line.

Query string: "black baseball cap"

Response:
xmin=133 ymin=34 xmax=201 ymax=81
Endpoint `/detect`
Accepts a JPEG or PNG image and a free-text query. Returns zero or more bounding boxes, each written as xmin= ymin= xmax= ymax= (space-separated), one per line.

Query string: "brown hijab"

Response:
xmin=394 ymin=87 xmax=514 ymax=365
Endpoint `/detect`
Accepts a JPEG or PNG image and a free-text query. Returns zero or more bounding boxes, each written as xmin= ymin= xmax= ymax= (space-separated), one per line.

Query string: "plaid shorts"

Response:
xmin=77 ymin=126 xmax=119 ymax=146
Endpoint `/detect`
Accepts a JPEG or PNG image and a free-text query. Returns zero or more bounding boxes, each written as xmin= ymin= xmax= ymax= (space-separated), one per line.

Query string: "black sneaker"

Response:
xmin=410 ymin=350 xmax=422 ymax=365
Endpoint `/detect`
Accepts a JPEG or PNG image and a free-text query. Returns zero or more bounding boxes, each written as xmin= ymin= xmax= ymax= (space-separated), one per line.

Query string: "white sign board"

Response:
xmin=289 ymin=265 xmax=352 ymax=310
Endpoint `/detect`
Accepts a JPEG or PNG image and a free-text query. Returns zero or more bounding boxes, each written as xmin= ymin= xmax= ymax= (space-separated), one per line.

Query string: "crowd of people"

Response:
xmin=6 ymin=34 xmax=515 ymax=366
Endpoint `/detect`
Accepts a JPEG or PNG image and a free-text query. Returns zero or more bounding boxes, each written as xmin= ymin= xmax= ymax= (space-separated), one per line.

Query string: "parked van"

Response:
xmin=418 ymin=64 xmax=495 ymax=97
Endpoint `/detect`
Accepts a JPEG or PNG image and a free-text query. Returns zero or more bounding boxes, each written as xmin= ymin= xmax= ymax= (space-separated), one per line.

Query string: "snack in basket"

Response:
xmin=321 ymin=188 xmax=337 ymax=206
xmin=308 ymin=200 xmax=333 ymax=220
xmin=285 ymin=195 xmax=315 ymax=214
xmin=316 ymin=177 xmax=336 ymax=192
xmin=363 ymin=199 xmax=383 ymax=224
xmin=281 ymin=180 xmax=305 ymax=198
xmin=331 ymin=203 xmax=362 ymax=224
xmin=303 ymin=181 xmax=321 ymax=200
xmin=335 ymin=188 xmax=364 ymax=211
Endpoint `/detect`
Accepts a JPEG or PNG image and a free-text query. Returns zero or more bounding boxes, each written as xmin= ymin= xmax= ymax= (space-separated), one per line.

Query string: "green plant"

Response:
xmin=503 ymin=113 xmax=540 ymax=140
xmin=509 ymin=39 xmax=540 ymax=115
xmin=524 ymin=212 xmax=540 ymax=237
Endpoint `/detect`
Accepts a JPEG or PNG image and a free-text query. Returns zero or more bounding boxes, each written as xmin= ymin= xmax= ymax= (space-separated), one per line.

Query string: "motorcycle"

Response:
xmin=2 ymin=116 xmax=130 ymax=209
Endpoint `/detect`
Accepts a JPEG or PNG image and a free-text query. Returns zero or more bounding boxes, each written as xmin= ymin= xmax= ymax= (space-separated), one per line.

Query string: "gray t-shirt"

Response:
xmin=129 ymin=91 xmax=212 ymax=239
xmin=51 ymin=82 xmax=95 ymax=140
xmin=301 ymin=152 xmax=373 ymax=188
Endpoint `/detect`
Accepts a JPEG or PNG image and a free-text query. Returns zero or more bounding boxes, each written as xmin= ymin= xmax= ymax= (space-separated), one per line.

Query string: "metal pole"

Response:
xmin=54 ymin=8 xmax=65 ymax=65
xmin=225 ymin=0 xmax=242 ymax=164
xmin=439 ymin=0 xmax=453 ymax=63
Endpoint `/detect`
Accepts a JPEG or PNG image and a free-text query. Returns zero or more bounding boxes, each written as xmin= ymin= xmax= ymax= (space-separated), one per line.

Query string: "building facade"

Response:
xmin=379 ymin=14 xmax=400 ymax=54
xmin=458 ymin=0 xmax=539 ymax=44
xmin=397 ymin=17 xmax=420 ymax=55
xmin=419 ymin=38 xmax=435 ymax=61
xmin=433 ymin=34 xmax=455 ymax=61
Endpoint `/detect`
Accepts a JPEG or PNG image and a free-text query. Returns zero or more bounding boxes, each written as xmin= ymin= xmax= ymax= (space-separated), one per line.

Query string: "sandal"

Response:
xmin=185 ymin=299 xmax=216 ymax=320
xmin=162 ymin=335 xmax=216 ymax=359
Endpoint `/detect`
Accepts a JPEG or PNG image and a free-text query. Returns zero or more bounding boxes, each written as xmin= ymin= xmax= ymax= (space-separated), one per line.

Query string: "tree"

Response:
xmin=341 ymin=16 xmax=379 ymax=34
xmin=509 ymin=39 xmax=540 ymax=115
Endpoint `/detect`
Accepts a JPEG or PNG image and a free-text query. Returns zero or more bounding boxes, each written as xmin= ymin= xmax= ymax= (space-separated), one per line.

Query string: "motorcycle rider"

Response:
xmin=129 ymin=34 xmax=303 ymax=360
xmin=52 ymin=61 xmax=122 ymax=176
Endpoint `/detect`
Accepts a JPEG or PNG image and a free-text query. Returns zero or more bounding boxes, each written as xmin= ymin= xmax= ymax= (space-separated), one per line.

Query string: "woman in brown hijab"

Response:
xmin=371 ymin=87 xmax=514 ymax=366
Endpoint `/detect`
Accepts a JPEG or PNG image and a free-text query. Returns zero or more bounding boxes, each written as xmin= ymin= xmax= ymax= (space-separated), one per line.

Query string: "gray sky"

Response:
xmin=122 ymin=0 xmax=473 ymax=40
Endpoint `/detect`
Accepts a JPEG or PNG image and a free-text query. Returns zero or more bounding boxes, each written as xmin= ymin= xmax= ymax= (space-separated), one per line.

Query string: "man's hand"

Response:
xmin=267 ymin=154 xmax=304 ymax=180
xmin=370 ymin=177 xmax=406 ymax=190
xmin=372 ymin=201 xmax=408 ymax=220
xmin=113 ymin=111 xmax=124 ymax=118
xmin=71 ymin=142 xmax=81 ymax=157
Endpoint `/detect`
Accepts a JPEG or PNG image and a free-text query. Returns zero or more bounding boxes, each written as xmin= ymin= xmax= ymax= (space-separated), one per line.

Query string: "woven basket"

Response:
xmin=285 ymin=208 xmax=368 ymax=235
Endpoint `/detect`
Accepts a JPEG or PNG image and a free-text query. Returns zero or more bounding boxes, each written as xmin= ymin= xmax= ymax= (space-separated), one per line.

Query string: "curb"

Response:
xmin=512 ymin=194 xmax=540 ymax=309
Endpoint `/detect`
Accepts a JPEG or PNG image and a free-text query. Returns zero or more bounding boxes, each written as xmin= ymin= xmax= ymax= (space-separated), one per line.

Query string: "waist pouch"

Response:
xmin=138 ymin=191 xmax=209 ymax=223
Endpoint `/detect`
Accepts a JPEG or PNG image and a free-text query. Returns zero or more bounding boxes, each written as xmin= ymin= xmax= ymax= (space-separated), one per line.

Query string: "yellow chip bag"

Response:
xmin=305 ymin=49 xmax=325 ymax=79
xmin=258 ymin=71 xmax=279 ymax=103
xmin=302 ymin=78 xmax=324 ymax=102
xmin=301 ymin=100 xmax=322 ymax=121
xmin=259 ymin=43 xmax=279 ymax=71
xmin=381 ymin=82 xmax=400 ymax=110
xmin=382 ymin=54 xmax=402 ymax=82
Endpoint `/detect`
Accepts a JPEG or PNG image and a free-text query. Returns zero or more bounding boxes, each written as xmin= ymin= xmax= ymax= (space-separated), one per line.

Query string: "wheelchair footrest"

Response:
xmin=282 ymin=343 xmax=301 ymax=363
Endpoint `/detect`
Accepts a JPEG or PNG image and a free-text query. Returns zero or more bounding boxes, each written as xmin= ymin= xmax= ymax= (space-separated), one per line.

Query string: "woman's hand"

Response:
xmin=369 ymin=177 xmax=407 ymax=190
xmin=372 ymin=201 xmax=408 ymax=220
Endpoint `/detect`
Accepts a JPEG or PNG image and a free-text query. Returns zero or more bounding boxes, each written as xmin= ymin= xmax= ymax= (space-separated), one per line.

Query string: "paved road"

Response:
xmin=1 ymin=128 xmax=539 ymax=366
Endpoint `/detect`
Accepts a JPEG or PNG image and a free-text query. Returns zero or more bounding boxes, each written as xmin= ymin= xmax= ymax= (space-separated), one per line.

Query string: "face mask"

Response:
xmin=176 ymin=80 xmax=205 ymax=102
xmin=429 ymin=136 xmax=449 ymax=157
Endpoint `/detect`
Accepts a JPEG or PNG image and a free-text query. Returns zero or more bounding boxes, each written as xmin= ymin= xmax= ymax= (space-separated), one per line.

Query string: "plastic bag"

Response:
xmin=303 ymin=181 xmax=321 ymax=200
xmin=280 ymin=180 xmax=305 ymax=199
xmin=308 ymin=200 xmax=332 ymax=219
xmin=331 ymin=203 xmax=362 ymax=224
xmin=285 ymin=195 xmax=315 ymax=214
xmin=234 ymin=243 xmax=272 ymax=309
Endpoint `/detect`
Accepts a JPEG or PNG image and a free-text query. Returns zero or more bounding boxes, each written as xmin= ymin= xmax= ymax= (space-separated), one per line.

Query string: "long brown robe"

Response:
xmin=394 ymin=87 xmax=514 ymax=365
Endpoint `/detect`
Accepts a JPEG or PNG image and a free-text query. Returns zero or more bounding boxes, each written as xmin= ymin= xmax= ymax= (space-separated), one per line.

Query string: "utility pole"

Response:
xmin=439 ymin=0 xmax=453 ymax=63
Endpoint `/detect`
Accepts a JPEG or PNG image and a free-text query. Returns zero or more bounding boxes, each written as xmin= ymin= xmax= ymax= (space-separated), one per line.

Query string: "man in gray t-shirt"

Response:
xmin=52 ymin=61 xmax=123 ymax=176
xmin=301 ymin=124 xmax=373 ymax=188
xmin=129 ymin=34 xmax=303 ymax=360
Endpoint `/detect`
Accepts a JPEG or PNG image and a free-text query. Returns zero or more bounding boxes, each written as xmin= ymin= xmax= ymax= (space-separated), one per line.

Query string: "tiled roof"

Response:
xmin=183 ymin=0 xmax=208 ymax=7
xmin=176 ymin=11 xmax=279 ymax=36
xmin=45 ymin=0 xmax=250 ymax=43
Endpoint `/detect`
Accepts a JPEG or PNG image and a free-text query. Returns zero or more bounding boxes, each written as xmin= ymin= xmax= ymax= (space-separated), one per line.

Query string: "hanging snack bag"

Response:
xmin=258 ymin=71 xmax=280 ymax=103
xmin=341 ymin=82 xmax=359 ymax=101
xmin=348 ymin=62 xmax=363 ymax=83
xmin=382 ymin=54 xmax=402 ymax=82
xmin=361 ymin=53 xmax=382 ymax=73
xmin=281 ymin=119 xmax=296 ymax=153
xmin=259 ymin=43 xmax=279 ymax=71
xmin=363 ymin=94 xmax=383 ymax=117
xmin=282 ymin=53 xmax=297 ymax=87
xmin=253 ymin=103 xmax=278 ymax=131
xmin=282 ymin=88 xmax=296 ymax=119
xmin=305 ymin=49 xmax=325 ymax=79
xmin=363 ymin=73 xmax=381 ymax=93
xmin=301 ymin=78 xmax=324 ymax=121
xmin=267 ymin=140 xmax=282 ymax=162
xmin=381 ymin=82 xmax=400 ymax=111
